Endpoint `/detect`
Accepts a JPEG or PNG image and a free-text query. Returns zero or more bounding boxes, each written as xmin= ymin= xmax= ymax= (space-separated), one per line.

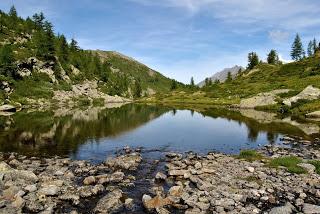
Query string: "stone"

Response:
xmin=284 ymin=85 xmax=320 ymax=106
xmin=142 ymin=195 xmax=172 ymax=210
xmin=0 ymin=105 xmax=16 ymax=112
xmin=91 ymin=184 xmax=105 ymax=195
xmin=38 ymin=185 xmax=60 ymax=196
xmin=24 ymin=184 xmax=37 ymax=193
xmin=303 ymin=203 xmax=320 ymax=214
xmin=297 ymin=163 xmax=316 ymax=174
xmin=124 ymin=198 xmax=134 ymax=209
xmin=245 ymin=166 xmax=255 ymax=173
xmin=155 ymin=172 xmax=167 ymax=181
xmin=168 ymin=169 xmax=188 ymax=176
xmin=12 ymin=196 xmax=25 ymax=208
xmin=168 ymin=186 xmax=183 ymax=197
xmin=109 ymin=171 xmax=125 ymax=182
xmin=94 ymin=189 xmax=123 ymax=213
xmin=83 ymin=176 xmax=96 ymax=185
xmin=269 ymin=202 xmax=294 ymax=214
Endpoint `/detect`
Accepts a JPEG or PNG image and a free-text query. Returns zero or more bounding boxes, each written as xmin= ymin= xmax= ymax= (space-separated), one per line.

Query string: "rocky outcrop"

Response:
xmin=283 ymin=85 xmax=320 ymax=106
xmin=0 ymin=104 xmax=16 ymax=112
xmin=306 ymin=111 xmax=320 ymax=118
xmin=53 ymin=80 xmax=131 ymax=105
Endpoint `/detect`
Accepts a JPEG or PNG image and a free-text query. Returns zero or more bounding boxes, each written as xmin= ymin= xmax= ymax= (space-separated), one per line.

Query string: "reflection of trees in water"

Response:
xmin=172 ymin=109 xmax=177 ymax=116
xmin=247 ymin=127 xmax=259 ymax=142
xmin=190 ymin=110 xmax=194 ymax=117
xmin=267 ymin=132 xmax=278 ymax=145
xmin=0 ymin=104 xmax=170 ymax=156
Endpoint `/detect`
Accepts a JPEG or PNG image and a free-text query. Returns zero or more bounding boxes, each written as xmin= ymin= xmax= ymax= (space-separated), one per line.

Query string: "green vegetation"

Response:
xmin=291 ymin=34 xmax=305 ymax=61
xmin=237 ymin=150 xmax=263 ymax=162
xmin=308 ymin=160 xmax=320 ymax=175
xmin=247 ymin=52 xmax=259 ymax=69
xmin=269 ymin=156 xmax=307 ymax=174
xmin=0 ymin=7 xmax=176 ymax=105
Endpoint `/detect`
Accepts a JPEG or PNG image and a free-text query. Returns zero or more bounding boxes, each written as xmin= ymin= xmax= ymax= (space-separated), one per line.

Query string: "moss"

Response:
xmin=238 ymin=150 xmax=263 ymax=162
xmin=269 ymin=156 xmax=307 ymax=174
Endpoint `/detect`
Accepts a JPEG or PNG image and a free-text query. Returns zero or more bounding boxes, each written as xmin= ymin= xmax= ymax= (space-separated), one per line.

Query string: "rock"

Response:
xmin=0 ymin=105 xmax=16 ymax=112
xmin=239 ymin=89 xmax=290 ymax=109
xmin=306 ymin=111 xmax=320 ymax=118
xmin=124 ymin=198 xmax=134 ymax=209
xmin=284 ymin=85 xmax=320 ymax=106
xmin=83 ymin=176 xmax=96 ymax=185
xmin=269 ymin=202 xmax=294 ymax=214
xmin=38 ymin=185 xmax=60 ymax=196
xmin=12 ymin=195 xmax=25 ymax=209
xmin=91 ymin=184 xmax=105 ymax=195
xmin=142 ymin=195 xmax=172 ymax=210
xmin=94 ymin=189 xmax=123 ymax=213
xmin=245 ymin=166 xmax=255 ymax=173
xmin=194 ymin=162 xmax=202 ymax=169
xmin=303 ymin=203 xmax=320 ymax=214
xmin=168 ymin=169 xmax=188 ymax=176
xmin=297 ymin=163 xmax=316 ymax=174
xmin=168 ymin=186 xmax=183 ymax=197
xmin=105 ymin=153 xmax=142 ymax=170
xmin=0 ymin=161 xmax=12 ymax=171
xmin=155 ymin=172 xmax=167 ymax=181
xmin=109 ymin=171 xmax=125 ymax=182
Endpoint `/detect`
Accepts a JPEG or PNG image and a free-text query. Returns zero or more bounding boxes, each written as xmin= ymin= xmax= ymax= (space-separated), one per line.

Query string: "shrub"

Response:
xmin=269 ymin=156 xmax=306 ymax=174
xmin=238 ymin=150 xmax=263 ymax=161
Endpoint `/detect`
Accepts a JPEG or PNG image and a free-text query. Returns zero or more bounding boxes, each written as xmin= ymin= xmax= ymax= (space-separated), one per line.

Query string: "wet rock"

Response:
xmin=142 ymin=195 xmax=172 ymax=210
xmin=155 ymin=172 xmax=167 ymax=181
xmin=94 ymin=189 xmax=123 ymax=213
xmin=124 ymin=198 xmax=134 ymax=209
xmin=168 ymin=186 xmax=183 ymax=197
xmin=91 ymin=184 xmax=105 ymax=195
xmin=105 ymin=153 xmax=142 ymax=170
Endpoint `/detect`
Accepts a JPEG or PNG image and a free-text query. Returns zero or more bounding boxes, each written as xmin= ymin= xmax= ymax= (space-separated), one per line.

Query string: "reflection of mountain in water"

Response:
xmin=0 ymin=104 xmax=170 ymax=156
xmin=200 ymin=108 xmax=320 ymax=143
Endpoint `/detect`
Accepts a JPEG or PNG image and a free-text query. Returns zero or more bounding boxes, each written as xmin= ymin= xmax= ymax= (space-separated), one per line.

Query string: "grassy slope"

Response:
xmin=92 ymin=50 xmax=172 ymax=94
xmin=144 ymin=55 xmax=320 ymax=113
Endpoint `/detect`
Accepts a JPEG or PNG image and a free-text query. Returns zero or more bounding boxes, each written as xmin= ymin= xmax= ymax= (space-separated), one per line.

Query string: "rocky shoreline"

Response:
xmin=0 ymin=142 xmax=320 ymax=214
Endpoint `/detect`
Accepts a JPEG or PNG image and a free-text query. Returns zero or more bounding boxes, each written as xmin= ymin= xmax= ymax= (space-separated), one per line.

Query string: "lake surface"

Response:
xmin=0 ymin=104 xmax=319 ymax=162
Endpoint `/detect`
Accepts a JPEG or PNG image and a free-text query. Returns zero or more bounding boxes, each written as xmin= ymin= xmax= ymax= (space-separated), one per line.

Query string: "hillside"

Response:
xmin=0 ymin=8 xmax=172 ymax=107
xmin=145 ymin=53 xmax=320 ymax=116
xmin=197 ymin=65 xmax=244 ymax=87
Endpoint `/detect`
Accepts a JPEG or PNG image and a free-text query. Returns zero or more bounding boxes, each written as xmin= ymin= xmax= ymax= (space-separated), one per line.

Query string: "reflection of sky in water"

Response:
xmin=75 ymin=110 xmax=283 ymax=162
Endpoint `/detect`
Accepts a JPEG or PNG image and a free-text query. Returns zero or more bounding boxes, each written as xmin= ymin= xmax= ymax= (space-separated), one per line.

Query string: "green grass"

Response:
xmin=308 ymin=160 xmax=320 ymax=175
xmin=238 ymin=150 xmax=263 ymax=162
xmin=92 ymin=98 xmax=105 ymax=106
xmin=269 ymin=156 xmax=307 ymax=174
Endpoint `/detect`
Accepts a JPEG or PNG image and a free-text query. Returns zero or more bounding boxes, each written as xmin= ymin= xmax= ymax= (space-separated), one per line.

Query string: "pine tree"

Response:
xmin=307 ymin=41 xmax=314 ymax=57
xmin=56 ymin=34 xmax=69 ymax=63
xmin=312 ymin=38 xmax=318 ymax=54
xmin=70 ymin=39 xmax=79 ymax=52
xmin=9 ymin=5 xmax=17 ymax=18
xmin=247 ymin=52 xmax=259 ymax=69
xmin=32 ymin=12 xmax=45 ymax=29
xmin=133 ymin=79 xmax=142 ymax=98
xmin=267 ymin=49 xmax=279 ymax=64
xmin=225 ymin=72 xmax=232 ymax=83
xmin=170 ymin=79 xmax=177 ymax=90
xmin=291 ymin=34 xmax=304 ymax=61
xmin=190 ymin=77 xmax=195 ymax=86
xmin=204 ymin=78 xmax=209 ymax=87
xmin=0 ymin=45 xmax=16 ymax=78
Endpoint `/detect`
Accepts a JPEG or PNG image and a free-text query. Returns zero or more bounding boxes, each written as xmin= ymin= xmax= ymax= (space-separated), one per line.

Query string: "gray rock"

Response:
xmin=38 ymin=185 xmax=60 ymax=196
xmin=94 ymin=189 xmax=123 ymax=213
xmin=155 ymin=172 xmax=167 ymax=181
xmin=303 ymin=203 xmax=320 ymax=214
xmin=269 ymin=202 xmax=294 ymax=214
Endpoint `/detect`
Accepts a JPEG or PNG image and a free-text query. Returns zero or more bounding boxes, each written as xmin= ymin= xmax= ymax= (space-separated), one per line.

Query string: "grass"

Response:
xmin=269 ymin=156 xmax=307 ymax=174
xmin=92 ymin=98 xmax=105 ymax=106
xmin=237 ymin=150 xmax=263 ymax=162
xmin=308 ymin=160 xmax=320 ymax=175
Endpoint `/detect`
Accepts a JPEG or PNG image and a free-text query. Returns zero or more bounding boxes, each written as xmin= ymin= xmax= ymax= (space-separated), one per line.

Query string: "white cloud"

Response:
xmin=268 ymin=30 xmax=290 ymax=43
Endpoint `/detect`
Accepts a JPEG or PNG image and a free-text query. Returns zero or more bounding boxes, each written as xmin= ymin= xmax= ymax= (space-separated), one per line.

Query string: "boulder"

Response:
xmin=94 ymin=189 xmax=123 ymax=213
xmin=269 ymin=202 xmax=294 ymax=214
xmin=142 ymin=195 xmax=172 ymax=210
xmin=306 ymin=111 xmax=320 ymax=118
xmin=284 ymin=85 xmax=320 ymax=106
xmin=0 ymin=105 xmax=16 ymax=112
xmin=303 ymin=203 xmax=320 ymax=214
xmin=38 ymin=185 xmax=60 ymax=196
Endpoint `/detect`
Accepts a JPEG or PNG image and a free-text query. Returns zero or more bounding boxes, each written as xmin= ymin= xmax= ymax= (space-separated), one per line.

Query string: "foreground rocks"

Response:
xmin=0 ymin=144 xmax=320 ymax=213
xmin=0 ymin=149 xmax=142 ymax=214
xmin=141 ymin=146 xmax=320 ymax=214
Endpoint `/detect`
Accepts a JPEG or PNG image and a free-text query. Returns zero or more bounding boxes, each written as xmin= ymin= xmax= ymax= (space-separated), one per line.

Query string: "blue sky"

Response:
xmin=1 ymin=0 xmax=320 ymax=83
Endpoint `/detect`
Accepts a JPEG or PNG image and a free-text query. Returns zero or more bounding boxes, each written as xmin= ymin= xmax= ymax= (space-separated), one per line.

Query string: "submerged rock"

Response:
xmin=94 ymin=189 xmax=123 ymax=213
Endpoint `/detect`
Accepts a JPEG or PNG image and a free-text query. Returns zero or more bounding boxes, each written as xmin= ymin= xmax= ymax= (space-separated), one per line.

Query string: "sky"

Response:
xmin=1 ymin=0 xmax=320 ymax=83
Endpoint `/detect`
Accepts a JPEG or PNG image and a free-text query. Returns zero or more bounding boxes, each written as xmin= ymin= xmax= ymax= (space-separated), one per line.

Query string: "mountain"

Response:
xmin=198 ymin=65 xmax=244 ymax=87
xmin=0 ymin=8 xmax=173 ymax=106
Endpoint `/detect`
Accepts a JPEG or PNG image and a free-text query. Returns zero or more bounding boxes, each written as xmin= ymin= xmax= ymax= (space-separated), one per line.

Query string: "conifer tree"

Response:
xmin=267 ymin=49 xmax=279 ymax=64
xmin=226 ymin=72 xmax=232 ymax=83
xmin=190 ymin=77 xmax=195 ymax=86
xmin=312 ymin=38 xmax=318 ymax=54
xmin=70 ymin=39 xmax=79 ymax=52
xmin=0 ymin=45 xmax=16 ymax=78
xmin=56 ymin=34 xmax=69 ymax=63
xmin=9 ymin=5 xmax=17 ymax=18
xmin=134 ymin=79 xmax=142 ymax=98
xmin=170 ymin=79 xmax=177 ymax=90
xmin=32 ymin=12 xmax=45 ymax=29
xmin=247 ymin=52 xmax=259 ymax=69
xmin=307 ymin=41 xmax=314 ymax=57
xmin=291 ymin=34 xmax=305 ymax=61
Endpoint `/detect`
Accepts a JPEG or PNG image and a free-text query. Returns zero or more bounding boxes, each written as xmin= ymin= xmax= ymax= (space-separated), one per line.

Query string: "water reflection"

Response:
xmin=0 ymin=104 xmax=319 ymax=160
